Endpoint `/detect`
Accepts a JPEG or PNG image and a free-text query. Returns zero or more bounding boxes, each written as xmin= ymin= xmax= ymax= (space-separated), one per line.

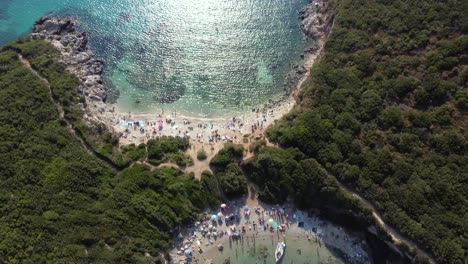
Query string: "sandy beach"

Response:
xmin=105 ymin=14 xmax=329 ymax=150
xmin=168 ymin=191 xmax=370 ymax=264
xmin=37 ymin=0 xmax=334 ymax=179
xmin=93 ymin=30 xmax=328 ymax=177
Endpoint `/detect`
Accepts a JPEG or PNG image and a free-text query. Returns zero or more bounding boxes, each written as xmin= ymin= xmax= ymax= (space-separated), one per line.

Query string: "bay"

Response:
xmin=0 ymin=0 xmax=310 ymax=117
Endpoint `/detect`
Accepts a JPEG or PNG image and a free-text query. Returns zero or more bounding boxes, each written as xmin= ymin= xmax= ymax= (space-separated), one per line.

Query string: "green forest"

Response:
xmin=258 ymin=0 xmax=467 ymax=263
xmin=0 ymin=0 xmax=467 ymax=263
xmin=0 ymin=46 xmax=220 ymax=263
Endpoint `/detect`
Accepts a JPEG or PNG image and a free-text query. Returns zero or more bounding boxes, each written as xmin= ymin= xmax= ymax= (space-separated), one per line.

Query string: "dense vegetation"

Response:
xmin=244 ymin=147 xmax=373 ymax=223
xmin=210 ymin=144 xmax=247 ymax=198
xmin=1 ymin=0 xmax=466 ymax=262
xmin=146 ymin=136 xmax=192 ymax=166
xmin=4 ymin=39 xmax=130 ymax=166
xmin=0 ymin=42 xmax=219 ymax=263
xmin=196 ymin=149 xmax=207 ymax=160
xmin=263 ymin=1 xmax=467 ymax=263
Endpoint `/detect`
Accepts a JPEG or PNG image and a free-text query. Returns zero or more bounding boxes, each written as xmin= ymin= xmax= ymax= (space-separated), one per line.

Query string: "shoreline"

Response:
xmin=29 ymin=0 xmax=334 ymax=152
xmin=26 ymin=0 xmax=335 ymax=178
xmin=168 ymin=193 xmax=371 ymax=264
xmin=25 ymin=3 xmax=439 ymax=264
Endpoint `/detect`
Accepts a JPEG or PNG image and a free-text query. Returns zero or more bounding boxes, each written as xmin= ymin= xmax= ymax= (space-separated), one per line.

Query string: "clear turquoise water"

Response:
xmin=0 ymin=0 xmax=311 ymax=117
xmin=211 ymin=234 xmax=344 ymax=264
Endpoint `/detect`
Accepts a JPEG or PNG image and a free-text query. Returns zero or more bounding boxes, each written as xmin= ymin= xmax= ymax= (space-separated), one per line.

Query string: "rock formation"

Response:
xmin=31 ymin=16 xmax=117 ymax=127
xmin=299 ymin=0 xmax=334 ymax=40
xmin=283 ymin=0 xmax=335 ymax=94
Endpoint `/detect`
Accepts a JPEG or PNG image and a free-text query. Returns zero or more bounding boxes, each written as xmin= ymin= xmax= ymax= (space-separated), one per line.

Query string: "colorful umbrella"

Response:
xmin=184 ymin=249 xmax=193 ymax=257
xmin=274 ymin=222 xmax=279 ymax=229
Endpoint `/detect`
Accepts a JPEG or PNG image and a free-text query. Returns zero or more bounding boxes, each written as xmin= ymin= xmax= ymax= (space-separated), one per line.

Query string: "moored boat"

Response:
xmin=275 ymin=241 xmax=286 ymax=262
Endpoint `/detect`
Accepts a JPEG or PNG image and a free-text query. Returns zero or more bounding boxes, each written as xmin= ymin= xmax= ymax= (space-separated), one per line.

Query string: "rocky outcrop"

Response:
xmin=31 ymin=16 xmax=116 ymax=126
xmin=32 ymin=17 xmax=105 ymax=100
xmin=284 ymin=0 xmax=335 ymax=94
xmin=299 ymin=0 xmax=334 ymax=40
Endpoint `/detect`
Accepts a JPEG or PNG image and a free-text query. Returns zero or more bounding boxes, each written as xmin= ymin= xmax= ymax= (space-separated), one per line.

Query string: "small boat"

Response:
xmin=275 ymin=241 xmax=286 ymax=262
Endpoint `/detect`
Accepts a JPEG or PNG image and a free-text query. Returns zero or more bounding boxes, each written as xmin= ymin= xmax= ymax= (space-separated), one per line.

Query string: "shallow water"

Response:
xmin=177 ymin=206 xmax=370 ymax=264
xmin=213 ymin=233 xmax=344 ymax=264
xmin=0 ymin=0 xmax=312 ymax=117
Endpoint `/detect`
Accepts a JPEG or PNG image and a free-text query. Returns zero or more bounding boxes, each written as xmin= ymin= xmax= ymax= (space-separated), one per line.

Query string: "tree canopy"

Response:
xmin=264 ymin=1 xmax=467 ymax=263
xmin=0 ymin=43 xmax=219 ymax=263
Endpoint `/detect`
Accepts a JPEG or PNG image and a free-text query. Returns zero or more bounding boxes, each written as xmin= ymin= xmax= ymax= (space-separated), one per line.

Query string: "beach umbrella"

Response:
xmin=243 ymin=205 xmax=249 ymax=211
xmin=177 ymin=233 xmax=183 ymax=239
xmin=217 ymin=212 xmax=223 ymax=218
xmin=268 ymin=218 xmax=274 ymax=224
xmin=279 ymin=208 xmax=285 ymax=214
xmin=220 ymin=203 xmax=227 ymax=209
xmin=184 ymin=249 xmax=193 ymax=258
xmin=274 ymin=222 xmax=279 ymax=229
xmin=211 ymin=215 xmax=217 ymax=221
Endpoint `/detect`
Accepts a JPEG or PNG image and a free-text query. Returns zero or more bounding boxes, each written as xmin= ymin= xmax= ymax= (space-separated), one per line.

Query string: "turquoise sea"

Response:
xmin=210 ymin=234 xmax=345 ymax=264
xmin=0 ymin=0 xmax=311 ymax=116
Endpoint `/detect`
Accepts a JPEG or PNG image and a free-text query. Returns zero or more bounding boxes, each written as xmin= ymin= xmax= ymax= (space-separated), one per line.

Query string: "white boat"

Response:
xmin=275 ymin=241 xmax=286 ymax=262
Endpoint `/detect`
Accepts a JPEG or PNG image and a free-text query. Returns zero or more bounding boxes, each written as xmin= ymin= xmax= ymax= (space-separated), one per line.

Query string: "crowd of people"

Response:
xmin=115 ymin=105 xmax=281 ymax=146
xmin=170 ymin=199 xmax=370 ymax=264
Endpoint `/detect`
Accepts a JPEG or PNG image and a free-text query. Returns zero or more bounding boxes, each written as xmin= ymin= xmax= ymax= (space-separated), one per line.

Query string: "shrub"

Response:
xmin=210 ymin=143 xmax=244 ymax=168
xmin=197 ymin=149 xmax=207 ymax=160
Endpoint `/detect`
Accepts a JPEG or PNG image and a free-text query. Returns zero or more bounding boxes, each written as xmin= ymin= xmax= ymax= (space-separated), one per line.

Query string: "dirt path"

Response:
xmin=334 ymin=181 xmax=435 ymax=262
xmin=245 ymin=140 xmax=435 ymax=262
xmin=16 ymin=52 xmax=120 ymax=170
xmin=16 ymin=51 xmax=434 ymax=263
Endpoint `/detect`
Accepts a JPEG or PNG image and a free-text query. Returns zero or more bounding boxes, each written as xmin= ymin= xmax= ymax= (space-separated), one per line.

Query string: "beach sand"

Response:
xmin=169 ymin=192 xmax=370 ymax=264
xmin=74 ymin=0 xmax=332 ymax=179
xmin=98 ymin=37 xmax=325 ymax=178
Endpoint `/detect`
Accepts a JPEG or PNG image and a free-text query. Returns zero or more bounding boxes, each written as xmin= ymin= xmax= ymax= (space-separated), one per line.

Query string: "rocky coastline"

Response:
xmin=24 ymin=4 xmax=432 ymax=264
xmin=283 ymin=0 xmax=334 ymax=94
xmin=31 ymin=16 xmax=118 ymax=129
xmin=29 ymin=0 xmax=335 ymax=130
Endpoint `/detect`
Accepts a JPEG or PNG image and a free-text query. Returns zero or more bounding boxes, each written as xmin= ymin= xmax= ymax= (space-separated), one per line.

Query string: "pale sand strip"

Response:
xmin=169 ymin=195 xmax=370 ymax=264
